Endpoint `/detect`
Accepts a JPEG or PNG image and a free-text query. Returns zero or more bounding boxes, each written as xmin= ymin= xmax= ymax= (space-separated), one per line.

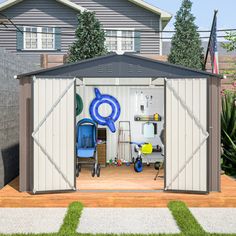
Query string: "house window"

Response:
xmin=23 ymin=26 xmax=55 ymax=50
xmin=42 ymin=27 xmax=54 ymax=49
xmin=121 ymin=31 xmax=133 ymax=51
xmin=24 ymin=27 xmax=38 ymax=49
xmin=105 ymin=29 xmax=134 ymax=52
xmin=105 ymin=30 xmax=118 ymax=51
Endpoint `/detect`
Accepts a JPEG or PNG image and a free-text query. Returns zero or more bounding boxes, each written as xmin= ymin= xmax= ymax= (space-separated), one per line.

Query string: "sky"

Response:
xmin=146 ymin=0 xmax=235 ymax=31
xmin=0 ymin=0 xmax=235 ymax=34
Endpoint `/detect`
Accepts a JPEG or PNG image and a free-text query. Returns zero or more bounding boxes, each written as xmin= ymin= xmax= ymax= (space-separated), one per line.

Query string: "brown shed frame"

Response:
xmin=17 ymin=53 xmax=221 ymax=193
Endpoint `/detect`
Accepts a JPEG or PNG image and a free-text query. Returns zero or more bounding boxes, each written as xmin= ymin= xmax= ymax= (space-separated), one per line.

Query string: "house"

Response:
xmin=0 ymin=0 xmax=172 ymax=67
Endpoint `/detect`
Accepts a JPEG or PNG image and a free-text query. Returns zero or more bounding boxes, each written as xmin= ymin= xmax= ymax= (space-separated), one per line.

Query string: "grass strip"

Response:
xmin=59 ymin=202 xmax=83 ymax=235
xmin=168 ymin=201 xmax=206 ymax=235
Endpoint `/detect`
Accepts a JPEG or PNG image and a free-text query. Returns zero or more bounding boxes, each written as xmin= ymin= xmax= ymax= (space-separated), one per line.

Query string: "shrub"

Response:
xmin=221 ymin=91 xmax=236 ymax=176
xmin=67 ymin=11 xmax=107 ymax=62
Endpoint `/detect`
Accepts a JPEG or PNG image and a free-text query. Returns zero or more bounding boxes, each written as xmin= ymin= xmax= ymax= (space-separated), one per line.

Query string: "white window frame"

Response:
xmin=23 ymin=26 xmax=56 ymax=51
xmin=105 ymin=28 xmax=135 ymax=53
xmin=159 ymin=20 xmax=163 ymax=56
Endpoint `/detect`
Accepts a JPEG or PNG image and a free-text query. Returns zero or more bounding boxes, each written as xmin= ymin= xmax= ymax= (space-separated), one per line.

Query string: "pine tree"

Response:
xmin=68 ymin=11 xmax=107 ymax=62
xmin=168 ymin=0 xmax=204 ymax=70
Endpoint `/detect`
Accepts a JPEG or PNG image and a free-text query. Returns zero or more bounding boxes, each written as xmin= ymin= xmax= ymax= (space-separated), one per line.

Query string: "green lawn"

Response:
xmin=0 ymin=201 xmax=235 ymax=236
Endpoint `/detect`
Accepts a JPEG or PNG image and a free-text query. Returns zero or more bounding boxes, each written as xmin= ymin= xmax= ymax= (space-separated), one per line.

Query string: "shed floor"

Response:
xmin=0 ymin=175 xmax=236 ymax=208
xmin=77 ymin=165 xmax=164 ymax=190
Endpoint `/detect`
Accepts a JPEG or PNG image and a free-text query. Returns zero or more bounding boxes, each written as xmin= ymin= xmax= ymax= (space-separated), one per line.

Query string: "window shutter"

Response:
xmin=16 ymin=27 xmax=24 ymax=51
xmin=55 ymin=28 xmax=61 ymax=51
xmin=134 ymin=31 xmax=141 ymax=53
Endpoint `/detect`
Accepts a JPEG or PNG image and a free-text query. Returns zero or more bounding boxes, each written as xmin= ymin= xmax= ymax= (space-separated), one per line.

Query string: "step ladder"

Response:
xmin=117 ymin=121 xmax=132 ymax=162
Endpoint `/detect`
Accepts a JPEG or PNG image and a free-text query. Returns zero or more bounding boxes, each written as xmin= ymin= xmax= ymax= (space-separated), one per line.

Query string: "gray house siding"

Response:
xmin=0 ymin=0 xmax=161 ymax=62
xmin=72 ymin=0 xmax=161 ymax=54
xmin=0 ymin=0 xmax=78 ymax=64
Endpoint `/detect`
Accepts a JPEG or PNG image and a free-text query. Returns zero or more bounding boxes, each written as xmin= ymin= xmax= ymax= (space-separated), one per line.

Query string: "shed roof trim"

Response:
xmin=17 ymin=53 xmax=221 ymax=79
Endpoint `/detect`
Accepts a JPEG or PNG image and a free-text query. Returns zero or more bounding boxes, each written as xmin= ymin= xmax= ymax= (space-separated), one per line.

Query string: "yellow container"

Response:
xmin=154 ymin=113 xmax=159 ymax=121
xmin=141 ymin=143 xmax=153 ymax=155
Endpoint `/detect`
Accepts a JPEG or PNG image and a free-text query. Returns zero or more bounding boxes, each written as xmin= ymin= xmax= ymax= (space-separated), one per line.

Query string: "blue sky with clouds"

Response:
xmin=0 ymin=0 xmax=235 ymax=31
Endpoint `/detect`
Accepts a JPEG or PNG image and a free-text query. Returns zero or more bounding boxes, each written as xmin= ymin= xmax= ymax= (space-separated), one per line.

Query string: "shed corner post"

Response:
xmin=74 ymin=77 xmax=77 ymax=191
xmin=164 ymin=77 xmax=168 ymax=191
xmin=19 ymin=76 xmax=34 ymax=192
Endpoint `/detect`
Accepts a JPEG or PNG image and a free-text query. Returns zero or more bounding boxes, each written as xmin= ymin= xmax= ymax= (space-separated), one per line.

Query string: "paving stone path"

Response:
xmin=77 ymin=208 xmax=180 ymax=234
xmin=0 ymin=208 xmax=67 ymax=234
xmin=190 ymin=208 xmax=236 ymax=234
xmin=0 ymin=207 xmax=236 ymax=234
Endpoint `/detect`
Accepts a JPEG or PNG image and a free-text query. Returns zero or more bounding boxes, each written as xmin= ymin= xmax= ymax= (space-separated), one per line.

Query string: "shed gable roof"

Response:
xmin=17 ymin=53 xmax=221 ymax=79
xmin=0 ymin=0 xmax=172 ymax=27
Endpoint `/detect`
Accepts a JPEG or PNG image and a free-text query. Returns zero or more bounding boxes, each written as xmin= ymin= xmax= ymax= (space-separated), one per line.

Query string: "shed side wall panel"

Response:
xmin=208 ymin=78 xmax=221 ymax=192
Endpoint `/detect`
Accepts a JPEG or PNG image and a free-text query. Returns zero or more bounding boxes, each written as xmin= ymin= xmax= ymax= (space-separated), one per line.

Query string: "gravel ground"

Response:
xmin=0 ymin=208 xmax=67 ymax=234
xmin=77 ymin=208 xmax=180 ymax=234
xmin=190 ymin=208 xmax=236 ymax=234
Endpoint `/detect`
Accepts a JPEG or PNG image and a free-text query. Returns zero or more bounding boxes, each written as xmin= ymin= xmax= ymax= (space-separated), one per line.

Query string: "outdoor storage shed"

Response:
xmin=17 ymin=53 xmax=221 ymax=194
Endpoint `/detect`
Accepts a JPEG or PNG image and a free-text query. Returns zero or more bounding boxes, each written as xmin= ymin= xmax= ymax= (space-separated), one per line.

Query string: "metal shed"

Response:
xmin=17 ymin=53 xmax=221 ymax=194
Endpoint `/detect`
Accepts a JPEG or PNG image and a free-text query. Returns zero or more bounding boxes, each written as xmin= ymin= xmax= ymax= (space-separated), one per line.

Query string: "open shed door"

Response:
xmin=32 ymin=77 xmax=76 ymax=193
xmin=165 ymin=78 xmax=209 ymax=193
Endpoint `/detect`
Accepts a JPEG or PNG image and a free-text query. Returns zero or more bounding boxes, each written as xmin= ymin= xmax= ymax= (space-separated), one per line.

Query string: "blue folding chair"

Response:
xmin=76 ymin=118 xmax=100 ymax=177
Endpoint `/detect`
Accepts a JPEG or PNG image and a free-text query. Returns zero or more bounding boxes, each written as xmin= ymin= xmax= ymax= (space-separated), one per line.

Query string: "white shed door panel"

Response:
xmin=33 ymin=78 xmax=75 ymax=193
xmin=165 ymin=78 xmax=208 ymax=193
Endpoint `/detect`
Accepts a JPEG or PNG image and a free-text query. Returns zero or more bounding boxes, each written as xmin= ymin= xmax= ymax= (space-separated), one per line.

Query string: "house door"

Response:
xmin=165 ymin=78 xmax=209 ymax=193
xmin=32 ymin=77 xmax=76 ymax=193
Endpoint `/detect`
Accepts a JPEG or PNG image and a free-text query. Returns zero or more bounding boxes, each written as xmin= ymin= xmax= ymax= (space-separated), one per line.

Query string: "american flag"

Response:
xmin=209 ymin=12 xmax=219 ymax=74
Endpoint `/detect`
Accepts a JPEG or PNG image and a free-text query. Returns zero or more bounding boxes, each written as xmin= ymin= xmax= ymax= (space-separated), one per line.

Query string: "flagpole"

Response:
xmin=204 ymin=10 xmax=218 ymax=70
